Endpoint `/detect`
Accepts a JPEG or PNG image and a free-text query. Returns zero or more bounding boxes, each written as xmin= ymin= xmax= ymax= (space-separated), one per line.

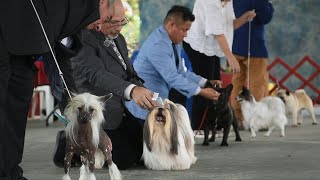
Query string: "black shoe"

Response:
xmin=53 ymin=130 xmax=66 ymax=167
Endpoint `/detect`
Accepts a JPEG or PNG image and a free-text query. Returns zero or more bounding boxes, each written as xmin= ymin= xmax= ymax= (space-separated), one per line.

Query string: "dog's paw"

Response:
xmin=62 ymin=174 xmax=71 ymax=180
xmin=209 ymin=137 xmax=215 ymax=142
xmin=235 ymin=137 xmax=242 ymax=141
xmin=220 ymin=141 xmax=228 ymax=146
xmin=250 ymin=134 xmax=256 ymax=138
xmin=202 ymin=141 xmax=209 ymax=146
xmin=291 ymin=124 xmax=298 ymax=127
xmin=263 ymin=133 xmax=270 ymax=137
xmin=280 ymin=134 xmax=285 ymax=137
xmin=297 ymin=122 xmax=302 ymax=125
xmin=312 ymin=122 xmax=317 ymax=125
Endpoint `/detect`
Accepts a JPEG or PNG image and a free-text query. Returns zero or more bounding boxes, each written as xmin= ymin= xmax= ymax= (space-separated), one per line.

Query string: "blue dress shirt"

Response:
xmin=126 ymin=25 xmax=203 ymax=120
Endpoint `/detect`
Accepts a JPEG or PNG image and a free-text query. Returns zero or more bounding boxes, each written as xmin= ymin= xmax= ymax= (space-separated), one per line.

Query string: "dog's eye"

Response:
xmin=78 ymin=106 xmax=83 ymax=111
xmin=89 ymin=107 xmax=95 ymax=113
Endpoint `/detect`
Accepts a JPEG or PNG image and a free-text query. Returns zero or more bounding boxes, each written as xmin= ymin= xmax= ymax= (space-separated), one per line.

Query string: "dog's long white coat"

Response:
xmin=143 ymin=101 xmax=197 ymax=170
xmin=241 ymin=96 xmax=288 ymax=137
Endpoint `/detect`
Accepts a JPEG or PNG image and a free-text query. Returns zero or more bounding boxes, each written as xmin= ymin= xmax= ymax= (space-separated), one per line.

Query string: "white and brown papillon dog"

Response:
xmin=62 ymin=93 xmax=122 ymax=180
xmin=143 ymin=99 xmax=197 ymax=170
xmin=236 ymin=87 xmax=288 ymax=138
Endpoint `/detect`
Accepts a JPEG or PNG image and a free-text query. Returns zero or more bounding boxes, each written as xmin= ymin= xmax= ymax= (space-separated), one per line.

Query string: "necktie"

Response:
xmin=172 ymin=43 xmax=179 ymax=67
xmin=109 ymin=39 xmax=127 ymax=70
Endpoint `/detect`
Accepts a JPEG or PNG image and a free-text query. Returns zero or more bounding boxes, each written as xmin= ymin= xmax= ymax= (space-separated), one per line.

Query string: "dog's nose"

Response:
xmin=78 ymin=111 xmax=90 ymax=123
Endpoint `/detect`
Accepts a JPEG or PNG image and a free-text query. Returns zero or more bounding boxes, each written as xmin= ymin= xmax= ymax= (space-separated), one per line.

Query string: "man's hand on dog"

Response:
xmin=199 ymin=88 xmax=220 ymax=100
xmin=131 ymin=86 xmax=156 ymax=109
xmin=208 ymin=80 xmax=222 ymax=88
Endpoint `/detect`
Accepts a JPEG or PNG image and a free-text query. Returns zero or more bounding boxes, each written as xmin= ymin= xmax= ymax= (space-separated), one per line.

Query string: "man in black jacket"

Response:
xmin=0 ymin=0 xmax=100 ymax=179
xmin=71 ymin=0 xmax=155 ymax=169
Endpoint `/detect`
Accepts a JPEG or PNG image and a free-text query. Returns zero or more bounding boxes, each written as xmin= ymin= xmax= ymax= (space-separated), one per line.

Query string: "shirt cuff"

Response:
xmin=193 ymin=87 xmax=201 ymax=95
xmin=124 ymin=84 xmax=136 ymax=100
xmin=199 ymin=78 xmax=207 ymax=88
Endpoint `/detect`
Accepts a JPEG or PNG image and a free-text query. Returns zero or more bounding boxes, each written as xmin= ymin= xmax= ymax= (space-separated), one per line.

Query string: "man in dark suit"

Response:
xmin=70 ymin=0 xmax=155 ymax=169
xmin=0 ymin=0 xmax=100 ymax=179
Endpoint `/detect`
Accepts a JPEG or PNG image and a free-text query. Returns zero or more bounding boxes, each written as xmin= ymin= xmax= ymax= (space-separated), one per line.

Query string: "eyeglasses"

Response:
xmin=108 ymin=17 xmax=129 ymax=27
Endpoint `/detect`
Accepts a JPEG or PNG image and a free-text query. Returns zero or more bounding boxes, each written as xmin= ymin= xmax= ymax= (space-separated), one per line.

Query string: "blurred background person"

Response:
xmin=230 ymin=0 xmax=274 ymax=129
xmin=183 ymin=0 xmax=255 ymax=129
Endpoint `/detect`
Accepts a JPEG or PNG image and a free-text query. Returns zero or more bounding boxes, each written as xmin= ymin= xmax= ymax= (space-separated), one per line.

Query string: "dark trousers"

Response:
xmin=183 ymin=41 xmax=220 ymax=129
xmin=0 ymin=41 xmax=36 ymax=179
xmin=104 ymin=114 xmax=143 ymax=170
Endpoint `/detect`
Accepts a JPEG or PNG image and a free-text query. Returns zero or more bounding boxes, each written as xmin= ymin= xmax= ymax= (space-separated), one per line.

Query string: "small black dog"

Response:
xmin=202 ymin=83 xmax=242 ymax=146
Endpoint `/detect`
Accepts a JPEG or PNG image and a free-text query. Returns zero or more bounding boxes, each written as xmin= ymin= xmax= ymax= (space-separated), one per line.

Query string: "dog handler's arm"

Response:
xmin=130 ymin=86 xmax=156 ymax=109
xmin=199 ymin=88 xmax=220 ymax=100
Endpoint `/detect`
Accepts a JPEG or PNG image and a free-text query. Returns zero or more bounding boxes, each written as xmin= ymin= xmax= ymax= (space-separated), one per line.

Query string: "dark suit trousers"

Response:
xmin=183 ymin=41 xmax=220 ymax=130
xmin=104 ymin=113 xmax=143 ymax=170
xmin=0 ymin=47 xmax=36 ymax=179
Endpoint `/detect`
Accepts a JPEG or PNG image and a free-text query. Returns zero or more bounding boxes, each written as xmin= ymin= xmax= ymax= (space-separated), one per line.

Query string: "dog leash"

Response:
xmin=247 ymin=9 xmax=255 ymax=90
xmin=194 ymin=105 xmax=209 ymax=137
xmin=29 ymin=0 xmax=73 ymax=101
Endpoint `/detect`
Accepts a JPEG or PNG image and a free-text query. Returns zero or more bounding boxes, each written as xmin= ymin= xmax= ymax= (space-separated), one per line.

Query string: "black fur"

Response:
xmin=202 ymin=84 xmax=242 ymax=146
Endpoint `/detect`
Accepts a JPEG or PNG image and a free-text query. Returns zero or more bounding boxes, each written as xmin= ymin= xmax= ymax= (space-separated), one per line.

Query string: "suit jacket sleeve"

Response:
xmin=71 ymin=42 xmax=132 ymax=98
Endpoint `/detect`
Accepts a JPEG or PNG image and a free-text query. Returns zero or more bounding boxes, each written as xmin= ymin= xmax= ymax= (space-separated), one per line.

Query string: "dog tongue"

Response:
xmin=155 ymin=115 xmax=165 ymax=122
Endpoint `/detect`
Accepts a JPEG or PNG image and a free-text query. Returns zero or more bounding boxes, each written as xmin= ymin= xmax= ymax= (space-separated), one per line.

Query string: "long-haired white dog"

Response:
xmin=142 ymin=99 xmax=197 ymax=170
xmin=62 ymin=93 xmax=122 ymax=180
xmin=236 ymin=87 xmax=288 ymax=138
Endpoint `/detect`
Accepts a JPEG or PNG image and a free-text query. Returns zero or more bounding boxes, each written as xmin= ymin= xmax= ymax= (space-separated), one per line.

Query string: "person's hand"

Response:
xmin=245 ymin=10 xmax=256 ymax=21
xmin=199 ymin=88 xmax=220 ymax=100
xmin=131 ymin=86 xmax=156 ymax=109
xmin=208 ymin=80 xmax=222 ymax=88
xmin=227 ymin=55 xmax=240 ymax=74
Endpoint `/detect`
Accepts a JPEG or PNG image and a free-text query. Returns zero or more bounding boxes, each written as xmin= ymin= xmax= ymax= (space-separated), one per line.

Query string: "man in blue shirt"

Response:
xmin=126 ymin=5 xmax=220 ymax=125
xmin=230 ymin=0 xmax=274 ymax=129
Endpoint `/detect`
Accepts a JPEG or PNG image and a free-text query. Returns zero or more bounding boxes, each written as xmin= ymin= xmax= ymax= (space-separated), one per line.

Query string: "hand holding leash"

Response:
xmin=244 ymin=9 xmax=256 ymax=22
xmin=131 ymin=86 xmax=156 ymax=109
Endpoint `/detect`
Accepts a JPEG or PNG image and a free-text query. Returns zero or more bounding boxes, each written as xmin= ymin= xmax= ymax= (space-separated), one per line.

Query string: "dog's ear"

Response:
xmin=143 ymin=116 xmax=152 ymax=152
xmin=169 ymin=114 xmax=179 ymax=155
xmin=226 ymin=84 xmax=233 ymax=96
xmin=285 ymin=90 xmax=290 ymax=96
xmin=99 ymin=93 xmax=113 ymax=103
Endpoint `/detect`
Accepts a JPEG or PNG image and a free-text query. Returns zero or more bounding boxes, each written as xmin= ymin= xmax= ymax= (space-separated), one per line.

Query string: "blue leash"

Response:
xmin=53 ymin=111 xmax=70 ymax=125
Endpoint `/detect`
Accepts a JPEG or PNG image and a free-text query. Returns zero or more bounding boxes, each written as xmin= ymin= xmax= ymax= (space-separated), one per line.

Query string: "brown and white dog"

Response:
xmin=62 ymin=93 xmax=122 ymax=180
xmin=142 ymin=99 xmax=197 ymax=170
xmin=275 ymin=88 xmax=318 ymax=126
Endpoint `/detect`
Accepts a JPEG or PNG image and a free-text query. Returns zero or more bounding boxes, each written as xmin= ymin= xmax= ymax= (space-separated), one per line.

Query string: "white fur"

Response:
xmin=79 ymin=164 xmax=96 ymax=180
xmin=94 ymin=149 xmax=105 ymax=169
xmin=62 ymin=174 xmax=71 ymax=180
xmin=64 ymin=93 xmax=105 ymax=148
xmin=240 ymin=96 xmax=288 ymax=138
xmin=142 ymin=99 xmax=196 ymax=170
xmin=108 ymin=163 xmax=122 ymax=180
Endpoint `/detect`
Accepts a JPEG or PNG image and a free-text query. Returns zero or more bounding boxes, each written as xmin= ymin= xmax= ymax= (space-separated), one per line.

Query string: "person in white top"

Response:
xmin=183 ymin=0 xmax=255 ymax=130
